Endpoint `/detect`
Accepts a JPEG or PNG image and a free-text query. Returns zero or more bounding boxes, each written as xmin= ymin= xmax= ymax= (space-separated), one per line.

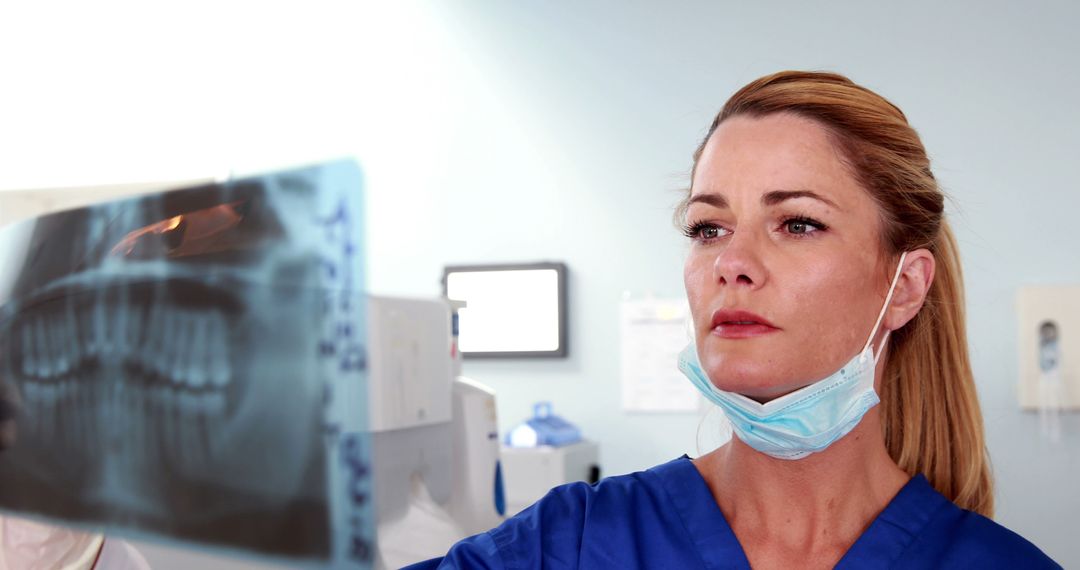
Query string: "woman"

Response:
xmin=408 ymin=71 xmax=1059 ymax=568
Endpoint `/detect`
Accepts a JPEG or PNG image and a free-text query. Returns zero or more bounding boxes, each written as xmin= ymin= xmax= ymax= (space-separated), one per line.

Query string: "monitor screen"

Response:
xmin=443 ymin=262 xmax=567 ymax=358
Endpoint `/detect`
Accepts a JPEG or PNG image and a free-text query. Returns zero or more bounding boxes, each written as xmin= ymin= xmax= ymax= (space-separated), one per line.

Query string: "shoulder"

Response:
xmin=946 ymin=510 xmax=1059 ymax=567
xmin=513 ymin=454 xmax=680 ymax=517
xmin=921 ymin=499 xmax=1060 ymax=568
xmin=409 ymin=456 xmax=700 ymax=570
xmin=488 ymin=455 xmax=686 ymax=550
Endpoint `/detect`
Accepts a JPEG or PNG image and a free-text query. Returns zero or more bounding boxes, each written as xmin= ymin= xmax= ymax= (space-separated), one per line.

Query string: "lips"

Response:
xmin=711 ymin=309 xmax=777 ymax=329
xmin=710 ymin=309 xmax=779 ymax=339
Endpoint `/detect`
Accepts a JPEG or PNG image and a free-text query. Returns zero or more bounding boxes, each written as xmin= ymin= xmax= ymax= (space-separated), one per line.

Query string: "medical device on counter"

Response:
xmin=368 ymin=296 xmax=505 ymax=569
xmin=505 ymin=402 xmax=581 ymax=448
xmin=500 ymin=403 xmax=600 ymax=517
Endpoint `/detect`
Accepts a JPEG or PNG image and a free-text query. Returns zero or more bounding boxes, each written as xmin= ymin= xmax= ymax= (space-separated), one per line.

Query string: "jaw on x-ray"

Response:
xmin=0 ymin=160 xmax=372 ymax=567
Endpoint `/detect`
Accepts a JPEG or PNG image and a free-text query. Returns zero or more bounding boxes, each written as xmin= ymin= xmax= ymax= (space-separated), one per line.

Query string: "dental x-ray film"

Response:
xmin=0 ymin=160 xmax=373 ymax=568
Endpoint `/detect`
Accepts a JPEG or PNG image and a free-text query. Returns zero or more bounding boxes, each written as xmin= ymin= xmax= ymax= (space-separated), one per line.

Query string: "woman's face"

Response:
xmin=684 ymin=112 xmax=894 ymax=401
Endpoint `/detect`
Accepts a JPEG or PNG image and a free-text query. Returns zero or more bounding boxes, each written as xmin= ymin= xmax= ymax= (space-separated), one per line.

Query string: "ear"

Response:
xmin=884 ymin=248 xmax=935 ymax=331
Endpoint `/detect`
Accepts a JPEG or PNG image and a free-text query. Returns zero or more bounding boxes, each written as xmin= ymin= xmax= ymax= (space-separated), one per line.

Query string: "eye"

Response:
xmin=781 ymin=216 xmax=827 ymax=236
xmin=682 ymin=220 xmax=730 ymax=243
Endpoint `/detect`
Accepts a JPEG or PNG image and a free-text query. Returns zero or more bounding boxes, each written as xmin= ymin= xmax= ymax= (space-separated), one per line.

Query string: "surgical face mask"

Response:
xmin=678 ymin=252 xmax=908 ymax=460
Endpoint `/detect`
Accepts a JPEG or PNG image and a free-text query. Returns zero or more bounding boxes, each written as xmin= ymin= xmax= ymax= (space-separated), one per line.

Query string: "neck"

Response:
xmin=695 ymin=407 xmax=910 ymax=559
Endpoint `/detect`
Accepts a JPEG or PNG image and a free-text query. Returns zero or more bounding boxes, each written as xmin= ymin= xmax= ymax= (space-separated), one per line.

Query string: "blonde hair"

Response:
xmin=676 ymin=71 xmax=994 ymax=517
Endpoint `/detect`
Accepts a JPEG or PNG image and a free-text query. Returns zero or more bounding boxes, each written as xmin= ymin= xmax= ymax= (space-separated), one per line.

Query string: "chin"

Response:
xmin=704 ymin=360 xmax=784 ymax=400
xmin=699 ymin=332 xmax=816 ymax=399
xmin=700 ymin=340 xmax=801 ymax=400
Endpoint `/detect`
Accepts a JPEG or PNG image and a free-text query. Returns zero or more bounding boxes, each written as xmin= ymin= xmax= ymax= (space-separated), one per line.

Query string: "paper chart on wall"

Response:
xmin=620 ymin=297 xmax=700 ymax=412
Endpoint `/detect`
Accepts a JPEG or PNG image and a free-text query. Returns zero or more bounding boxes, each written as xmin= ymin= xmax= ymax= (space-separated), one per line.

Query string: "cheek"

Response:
xmin=683 ymin=256 xmax=713 ymax=327
xmin=782 ymin=259 xmax=875 ymax=368
xmin=789 ymin=268 xmax=849 ymax=326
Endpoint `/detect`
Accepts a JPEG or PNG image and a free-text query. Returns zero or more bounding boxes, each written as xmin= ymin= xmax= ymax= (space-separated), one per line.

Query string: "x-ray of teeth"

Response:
xmin=0 ymin=160 xmax=373 ymax=568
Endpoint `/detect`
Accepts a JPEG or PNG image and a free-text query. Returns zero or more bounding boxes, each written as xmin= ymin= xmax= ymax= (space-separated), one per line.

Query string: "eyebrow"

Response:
xmin=687 ymin=189 xmax=840 ymax=210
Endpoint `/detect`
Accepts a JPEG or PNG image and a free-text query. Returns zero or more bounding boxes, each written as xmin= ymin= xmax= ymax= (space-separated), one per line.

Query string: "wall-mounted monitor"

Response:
xmin=442 ymin=262 xmax=567 ymax=358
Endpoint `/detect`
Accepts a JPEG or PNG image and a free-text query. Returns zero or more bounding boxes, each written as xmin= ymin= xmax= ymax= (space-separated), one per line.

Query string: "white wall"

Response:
xmin=1 ymin=0 xmax=1077 ymax=566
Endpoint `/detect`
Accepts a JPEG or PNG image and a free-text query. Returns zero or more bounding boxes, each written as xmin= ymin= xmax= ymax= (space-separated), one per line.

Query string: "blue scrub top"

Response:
xmin=406 ymin=455 xmax=1059 ymax=569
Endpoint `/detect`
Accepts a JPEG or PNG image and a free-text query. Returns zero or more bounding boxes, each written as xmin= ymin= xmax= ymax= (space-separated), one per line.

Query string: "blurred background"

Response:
xmin=1 ymin=0 xmax=1077 ymax=566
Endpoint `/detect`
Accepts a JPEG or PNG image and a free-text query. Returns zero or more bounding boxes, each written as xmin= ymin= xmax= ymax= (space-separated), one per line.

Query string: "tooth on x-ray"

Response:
xmin=0 ymin=160 xmax=374 ymax=568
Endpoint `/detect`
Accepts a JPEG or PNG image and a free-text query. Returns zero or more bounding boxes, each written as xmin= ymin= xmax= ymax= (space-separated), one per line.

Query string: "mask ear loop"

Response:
xmin=860 ymin=251 xmax=908 ymax=364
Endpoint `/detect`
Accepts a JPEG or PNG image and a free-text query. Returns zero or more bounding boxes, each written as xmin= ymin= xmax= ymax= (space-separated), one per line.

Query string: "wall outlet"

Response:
xmin=1017 ymin=286 xmax=1080 ymax=410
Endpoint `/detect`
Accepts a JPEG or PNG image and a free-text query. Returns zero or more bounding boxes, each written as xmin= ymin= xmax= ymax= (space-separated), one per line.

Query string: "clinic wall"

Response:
xmin=361 ymin=2 xmax=1080 ymax=565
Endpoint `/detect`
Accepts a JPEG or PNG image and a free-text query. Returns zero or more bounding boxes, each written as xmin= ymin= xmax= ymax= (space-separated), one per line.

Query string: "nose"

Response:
xmin=712 ymin=233 xmax=767 ymax=289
